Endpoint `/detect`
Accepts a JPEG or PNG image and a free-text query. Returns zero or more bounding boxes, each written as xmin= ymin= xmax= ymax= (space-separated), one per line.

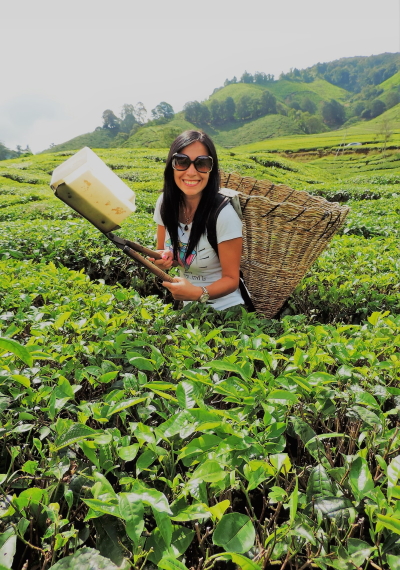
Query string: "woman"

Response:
xmin=150 ymin=130 xmax=244 ymax=310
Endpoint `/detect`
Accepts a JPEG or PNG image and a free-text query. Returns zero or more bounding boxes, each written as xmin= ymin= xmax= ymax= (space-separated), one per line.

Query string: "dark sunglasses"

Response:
xmin=172 ymin=153 xmax=213 ymax=173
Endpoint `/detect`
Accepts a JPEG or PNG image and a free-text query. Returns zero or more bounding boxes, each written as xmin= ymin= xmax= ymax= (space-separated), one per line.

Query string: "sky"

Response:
xmin=1 ymin=0 xmax=399 ymax=153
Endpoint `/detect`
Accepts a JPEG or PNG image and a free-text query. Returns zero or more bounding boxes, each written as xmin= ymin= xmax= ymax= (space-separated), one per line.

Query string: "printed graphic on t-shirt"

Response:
xmin=165 ymin=237 xmax=197 ymax=269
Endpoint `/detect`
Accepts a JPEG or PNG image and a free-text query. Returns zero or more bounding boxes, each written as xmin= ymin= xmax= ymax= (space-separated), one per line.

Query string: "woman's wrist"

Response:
xmin=194 ymin=286 xmax=203 ymax=301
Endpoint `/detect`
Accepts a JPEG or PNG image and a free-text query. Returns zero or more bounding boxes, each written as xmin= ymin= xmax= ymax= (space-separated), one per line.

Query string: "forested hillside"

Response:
xmin=35 ymin=52 xmax=400 ymax=153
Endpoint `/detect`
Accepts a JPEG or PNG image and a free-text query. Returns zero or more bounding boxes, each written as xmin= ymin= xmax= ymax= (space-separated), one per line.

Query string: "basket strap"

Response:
xmin=206 ymin=195 xmax=232 ymax=256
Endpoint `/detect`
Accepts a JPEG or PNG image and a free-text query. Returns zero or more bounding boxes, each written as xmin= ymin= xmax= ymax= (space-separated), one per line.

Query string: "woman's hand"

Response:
xmin=148 ymin=249 xmax=174 ymax=270
xmin=162 ymin=276 xmax=202 ymax=301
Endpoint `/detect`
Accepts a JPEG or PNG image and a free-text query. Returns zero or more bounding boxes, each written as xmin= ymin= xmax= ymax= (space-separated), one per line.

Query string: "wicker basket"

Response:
xmin=219 ymin=171 xmax=350 ymax=318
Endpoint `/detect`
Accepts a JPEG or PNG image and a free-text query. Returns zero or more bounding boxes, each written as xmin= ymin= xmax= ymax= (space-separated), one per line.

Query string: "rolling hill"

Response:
xmin=41 ymin=127 xmax=118 ymax=153
xmin=39 ymin=52 xmax=399 ymax=154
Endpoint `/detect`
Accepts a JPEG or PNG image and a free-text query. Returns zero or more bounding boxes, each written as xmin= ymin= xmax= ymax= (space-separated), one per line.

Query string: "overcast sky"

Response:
xmin=1 ymin=0 xmax=399 ymax=153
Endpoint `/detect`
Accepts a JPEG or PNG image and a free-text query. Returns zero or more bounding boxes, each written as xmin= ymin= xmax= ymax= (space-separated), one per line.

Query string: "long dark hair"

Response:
xmin=160 ymin=130 xmax=220 ymax=263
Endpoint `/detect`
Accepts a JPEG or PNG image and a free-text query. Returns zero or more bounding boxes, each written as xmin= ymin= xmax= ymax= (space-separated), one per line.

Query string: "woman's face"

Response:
xmin=173 ymin=141 xmax=211 ymax=200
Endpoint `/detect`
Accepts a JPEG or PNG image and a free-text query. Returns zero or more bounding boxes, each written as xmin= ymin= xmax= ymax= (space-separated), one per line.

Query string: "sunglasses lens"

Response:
xmin=194 ymin=156 xmax=213 ymax=173
xmin=172 ymin=154 xmax=191 ymax=170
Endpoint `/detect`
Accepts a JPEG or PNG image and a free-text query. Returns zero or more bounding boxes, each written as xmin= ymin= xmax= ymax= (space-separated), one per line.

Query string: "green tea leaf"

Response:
xmin=347 ymin=539 xmax=374 ymax=566
xmin=50 ymin=547 xmax=119 ymax=570
xmin=204 ymin=360 xmax=249 ymax=381
xmin=54 ymin=423 xmax=100 ymax=450
xmin=107 ymin=397 xmax=146 ymax=416
xmin=153 ymin=508 xmax=173 ymax=547
xmin=191 ymin=460 xmax=226 ymax=483
xmin=53 ymin=311 xmax=72 ymax=329
xmin=97 ymin=371 xmax=119 ymax=384
xmin=10 ymin=374 xmax=30 ymax=388
xmin=0 ymin=337 xmax=33 ymax=367
xmin=117 ymin=444 xmax=139 ymax=462
xmin=268 ymin=390 xmax=298 ymax=404
xmin=377 ymin=514 xmax=400 ymax=535
xmin=306 ymin=465 xmax=335 ymax=502
xmin=171 ymin=503 xmax=210 ymax=522
xmin=176 ymin=381 xmax=197 ymax=409
xmin=118 ymin=494 xmax=144 ymax=546
xmin=158 ymin=556 xmax=188 ymax=570
xmin=349 ymin=457 xmax=374 ymax=500
xmin=387 ymin=554 xmax=400 ymax=570
xmin=0 ymin=527 xmax=16 ymax=569
xmin=217 ymin=553 xmax=261 ymax=570
xmin=312 ymin=496 xmax=356 ymax=525
xmin=83 ymin=499 xmax=121 ymax=518
xmin=213 ymin=513 xmax=255 ymax=553
xmin=209 ymin=500 xmax=230 ymax=521
xmin=124 ymin=483 xmax=172 ymax=514
xmin=128 ymin=356 xmax=154 ymax=371
xmin=351 ymin=405 xmax=382 ymax=427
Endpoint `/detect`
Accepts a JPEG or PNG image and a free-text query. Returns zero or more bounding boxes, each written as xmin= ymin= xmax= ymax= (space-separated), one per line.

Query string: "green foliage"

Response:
xmin=151 ymin=102 xmax=175 ymax=120
xmin=321 ymin=99 xmax=346 ymax=127
xmin=0 ymin=142 xmax=18 ymax=161
xmin=183 ymin=101 xmax=210 ymax=125
xmin=307 ymin=52 xmax=400 ymax=92
xmin=51 ymin=548 xmax=119 ymax=569
xmin=102 ymin=109 xmax=120 ymax=131
xmin=1 ymin=141 xmax=400 ymax=569
xmin=41 ymin=128 xmax=118 ymax=154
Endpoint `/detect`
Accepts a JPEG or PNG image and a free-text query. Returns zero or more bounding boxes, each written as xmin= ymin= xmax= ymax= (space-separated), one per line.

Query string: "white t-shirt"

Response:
xmin=153 ymin=194 xmax=244 ymax=310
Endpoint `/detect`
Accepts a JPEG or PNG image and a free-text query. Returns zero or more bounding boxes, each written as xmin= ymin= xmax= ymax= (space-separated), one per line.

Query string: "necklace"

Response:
xmin=182 ymin=206 xmax=193 ymax=231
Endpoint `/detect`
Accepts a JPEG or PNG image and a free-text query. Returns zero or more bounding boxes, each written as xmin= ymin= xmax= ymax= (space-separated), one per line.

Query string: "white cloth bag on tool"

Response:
xmin=50 ymin=147 xmax=136 ymax=233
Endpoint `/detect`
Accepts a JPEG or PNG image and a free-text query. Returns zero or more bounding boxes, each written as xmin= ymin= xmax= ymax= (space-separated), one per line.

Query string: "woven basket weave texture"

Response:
xmin=219 ymin=171 xmax=350 ymax=318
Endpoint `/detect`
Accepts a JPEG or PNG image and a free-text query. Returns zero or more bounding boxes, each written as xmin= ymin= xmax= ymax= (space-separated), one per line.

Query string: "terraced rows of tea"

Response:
xmin=1 ymin=146 xmax=400 ymax=570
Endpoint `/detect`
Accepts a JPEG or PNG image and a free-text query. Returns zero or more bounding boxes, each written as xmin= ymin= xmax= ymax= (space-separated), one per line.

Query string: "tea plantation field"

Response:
xmin=1 ymin=146 xmax=400 ymax=570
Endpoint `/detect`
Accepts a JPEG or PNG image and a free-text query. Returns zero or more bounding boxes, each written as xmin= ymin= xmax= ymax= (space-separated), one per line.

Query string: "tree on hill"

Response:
xmin=303 ymin=115 xmax=324 ymax=134
xmin=260 ymin=90 xmax=277 ymax=115
xmin=254 ymin=72 xmax=275 ymax=84
xmin=236 ymin=94 xmax=255 ymax=120
xmin=120 ymin=104 xmax=137 ymax=133
xmin=222 ymin=97 xmax=235 ymax=122
xmin=300 ymin=97 xmax=316 ymax=114
xmin=224 ymin=76 xmax=237 ymax=86
xmin=151 ymin=102 xmax=174 ymax=120
xmin=375 ymin=118 xmax=393 ymax=156
xmin=102 ymin=109 xmax=120 ymax=131
xmin=184 ymin=101 xmax=210 ymax=124
xmin=134 ymin=102 xmax=147 ymax=124
xmin=233 ymin=91 xmax=278 ymax=122
xmin=360 ymin=85 xmax=384 ymax=100
xmin=321 ymin=99 xmax=346 ymax=127
xmin=280 ymin=68 xmax=314 ymax=83
xmin=289 ymin=101 xmax=301 ymax=111
xmin=288 ymin=109 xmax=324 ymax=134
xmin=0 ymin=141 xmax=18 ymax=160
xmin=308 ymin=53 xmax=400 ymax=92
xmin=351 ymin=101 xmax=366 ymax=117
xmin=361 ymin=99 xmax=387 ymax=120
xmin=385 ymin=89 xmax=400 ymax=109
xmin=240 ymin=71 xmax=254 ymax=84
xmin=209 ymin=99 xmax=222 ymax=125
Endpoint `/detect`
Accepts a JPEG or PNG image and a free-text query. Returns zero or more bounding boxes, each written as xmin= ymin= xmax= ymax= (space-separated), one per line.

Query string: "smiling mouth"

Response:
xmin=183 ymin=180 xmax=200 ymax=186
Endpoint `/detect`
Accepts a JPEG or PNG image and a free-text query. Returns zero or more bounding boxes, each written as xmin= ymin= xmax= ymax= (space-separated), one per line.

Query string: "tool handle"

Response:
xmin=124 ymin=239 xmax=163 ymax=260
xmin=123 ymin=246 xmax=175 ymax=283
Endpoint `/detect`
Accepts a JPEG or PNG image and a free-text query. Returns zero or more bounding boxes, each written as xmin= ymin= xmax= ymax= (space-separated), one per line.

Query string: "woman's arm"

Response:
xmin=162 ymin=237 xmax=242 ymax=301
xmin=156 ymin=224 xmax=166 ymax=250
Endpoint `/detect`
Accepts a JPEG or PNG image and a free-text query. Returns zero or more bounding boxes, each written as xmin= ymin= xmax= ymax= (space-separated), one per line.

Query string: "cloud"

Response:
xmin=0 ymin=94 xmax=67 ymax=147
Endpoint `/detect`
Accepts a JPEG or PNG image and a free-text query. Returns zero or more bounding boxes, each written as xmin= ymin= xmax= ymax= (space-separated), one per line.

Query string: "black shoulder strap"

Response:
xmin=206 ymin=194 xmax=231 ymax=257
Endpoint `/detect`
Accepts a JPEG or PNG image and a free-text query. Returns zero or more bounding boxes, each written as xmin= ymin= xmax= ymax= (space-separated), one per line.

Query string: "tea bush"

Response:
xmin=1 ymin=147 xmax=400 ymax=570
